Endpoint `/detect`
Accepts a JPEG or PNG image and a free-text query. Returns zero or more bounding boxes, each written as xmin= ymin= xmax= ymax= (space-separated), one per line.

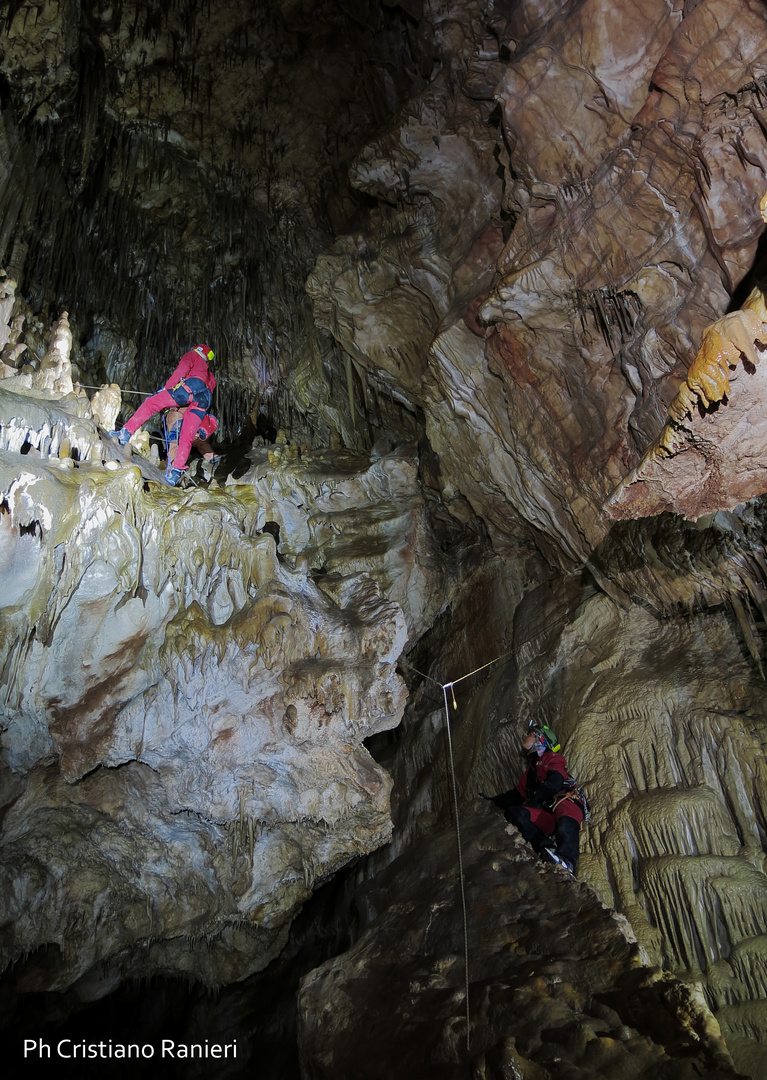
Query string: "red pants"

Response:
xmin=527 ymin=799 xmax=583 ymax=835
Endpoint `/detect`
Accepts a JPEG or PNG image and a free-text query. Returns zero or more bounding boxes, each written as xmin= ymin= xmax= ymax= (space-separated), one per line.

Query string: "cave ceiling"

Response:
xmin=0 ymin=0 xmax=432 ymax=440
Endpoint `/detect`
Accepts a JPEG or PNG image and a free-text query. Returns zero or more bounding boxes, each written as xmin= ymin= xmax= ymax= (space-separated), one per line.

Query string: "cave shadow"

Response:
xmin=2 ymin=862 xmax=365 ymax=1080
xmin=589 ymin=505 xmax=767 ymax=680
xmin=589 ymin=510 xmax=729 ymax=583
xmin=727 ymin=226 xmax=767 ymax=313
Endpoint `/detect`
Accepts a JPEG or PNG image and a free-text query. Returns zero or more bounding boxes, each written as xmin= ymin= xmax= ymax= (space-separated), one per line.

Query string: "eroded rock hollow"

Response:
xmin=3 ymin=0 xmax=767 ymax=1077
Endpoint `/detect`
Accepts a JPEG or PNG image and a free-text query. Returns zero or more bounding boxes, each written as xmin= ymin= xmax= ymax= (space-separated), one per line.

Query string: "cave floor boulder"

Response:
xmin=297 ymin=804 xmax=743 ymax=1080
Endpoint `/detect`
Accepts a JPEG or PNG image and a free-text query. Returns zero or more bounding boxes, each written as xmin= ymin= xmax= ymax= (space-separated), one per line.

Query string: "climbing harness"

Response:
xmin=553 ymin=779 xmax=590 ymax=823
xmin=400 ymin=648 xmax=514 ymax=1055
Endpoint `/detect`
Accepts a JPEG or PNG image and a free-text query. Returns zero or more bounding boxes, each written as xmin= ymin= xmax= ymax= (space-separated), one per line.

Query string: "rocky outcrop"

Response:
xmin=304 ymin=9 xmax=767 ymax=1062
xmin=0 ymin=380 xmax=456 ymax=996
xmin=298 ymin=806 xmax=742 ymax=1079
xmin=309 ymin=0 xmax=767 ymax=571
xmin=236 ymin=442 xmax=450 ymax=640
xmin=606 ymin=272 xmax=767 ymax=521
xmin=461 ymin=582 xmax=767 ymax=1079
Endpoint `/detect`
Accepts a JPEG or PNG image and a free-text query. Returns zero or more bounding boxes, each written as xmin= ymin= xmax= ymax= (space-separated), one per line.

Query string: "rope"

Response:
xmin=398 ymin=658 xmax=442 ymax=688
xmin=399 ymin=647 xmax=513 ymax=1057
xmin=78 ymin=383 xmax=155 ymax=396
xmin=446 ymin=650 xmax=514 ymax=688
xmin=442 ymin=683 xmax=471 ymax=1055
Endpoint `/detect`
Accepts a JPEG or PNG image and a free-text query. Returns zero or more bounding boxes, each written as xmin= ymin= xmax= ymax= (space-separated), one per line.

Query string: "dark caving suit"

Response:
xmin=489 ymin=732 xmax=584 ymax=872
xmin=120 ymin=345 xmax=216 ymax=475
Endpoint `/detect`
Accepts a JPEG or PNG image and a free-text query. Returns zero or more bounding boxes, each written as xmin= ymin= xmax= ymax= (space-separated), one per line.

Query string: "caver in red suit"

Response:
xmin=123 ymin=344 xmax=216 ymax=470
xmin=486 ymin=724 xmax=585 ymax=872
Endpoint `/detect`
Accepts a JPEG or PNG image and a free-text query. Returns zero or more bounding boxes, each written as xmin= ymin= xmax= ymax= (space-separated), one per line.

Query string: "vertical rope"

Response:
xmin=395 ymin=651 xmax=516 ymax=1058
xmin=442 ymin=682 xmax=471 ymax=1054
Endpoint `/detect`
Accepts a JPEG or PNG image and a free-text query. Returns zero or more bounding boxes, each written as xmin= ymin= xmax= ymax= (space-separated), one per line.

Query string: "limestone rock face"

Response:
xmin=298 ymin=807 xmax=742 ymax=1079
xmin=236 ymin=444 xmax=450 ymax=639
xmin=303 ymin=5 xmax=767 ymax=1070
xmin=0 ymin=384 xmax=459 ymax=996
xmin=306 ymin=0 xmax=504 ymax=407
xmin=606 ymin=300 xmax=767 ymax=521
xmin=309 ymin=0 xmax=767 ymax=572
xmin=462 ymin=582 xmax=767 ymax=1077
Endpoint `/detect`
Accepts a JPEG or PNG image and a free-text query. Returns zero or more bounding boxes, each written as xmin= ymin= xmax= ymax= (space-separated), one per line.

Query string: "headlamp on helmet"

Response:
xmin=527 ymin=720 xmax=560 ymax=754
xmin=195 ymin=344 xmax=215 ymax=362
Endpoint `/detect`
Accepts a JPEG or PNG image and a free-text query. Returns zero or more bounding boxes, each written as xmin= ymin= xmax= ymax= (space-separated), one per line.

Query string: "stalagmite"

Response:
xmin=35 ymin=310 xmax=73 ymax=396
xmin=89 ymin=383 xmax=122 ymax=431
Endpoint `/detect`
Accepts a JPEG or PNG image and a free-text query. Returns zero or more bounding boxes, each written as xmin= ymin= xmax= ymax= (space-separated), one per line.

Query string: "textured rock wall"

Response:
xmin=0 ymin=372 xmax=460 ymax=998
xmin=303 ymin=2 xmax=767 ymax=1074
xmin=0 ymin=0 xmax=428 ymax=444
xmin=298 ymin=807 xmax=743 ymax=1079
xmin=479 ymin=583 xmax=767 ymax=1075
xmin=309 ymin=0 xmax=767 ymax=568
xmin=5 ymin=0 xmax=767 ymax=1076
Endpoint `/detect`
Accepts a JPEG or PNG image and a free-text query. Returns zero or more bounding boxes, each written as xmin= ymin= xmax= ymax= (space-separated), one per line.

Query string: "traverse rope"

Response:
xmin=399 ymin=647 xmax=514 ymax=1057
xmin=77 ymin=383 xmax=155 ymax=395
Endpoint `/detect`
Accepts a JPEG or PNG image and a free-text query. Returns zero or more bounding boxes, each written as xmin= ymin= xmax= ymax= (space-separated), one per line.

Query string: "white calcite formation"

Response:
xmin=0 ymin=385 xmax=453 ymax=997
xmin=235 ymin=444 xmax=450 ymax=641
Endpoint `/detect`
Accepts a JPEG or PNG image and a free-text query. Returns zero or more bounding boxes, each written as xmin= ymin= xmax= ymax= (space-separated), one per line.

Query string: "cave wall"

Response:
xmin=0 ymin=0 xmax=431 ymax=443
xmin=0 ymin=342 xmax=459 ymax=997
xmin=304 ymin=1 xmax=767 ymax=1073
xmin=4 ymin=0 xmax=767 ymax=1077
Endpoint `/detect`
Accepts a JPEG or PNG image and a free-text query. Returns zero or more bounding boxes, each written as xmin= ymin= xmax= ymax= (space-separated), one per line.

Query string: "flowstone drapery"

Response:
xmin=471 ymin=587 xmax=767 ymax=1077
xmin=0 ymin=374 xmax=454 ymax=996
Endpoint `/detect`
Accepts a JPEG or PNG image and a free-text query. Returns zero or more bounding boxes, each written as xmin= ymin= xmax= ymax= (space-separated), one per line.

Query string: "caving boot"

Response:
xmin=164 ymin=465 xmax=186 ymax=487
xmin=108 ymin=427 xmax=131 ymax=446
xmin=540 ymin=847 xmax=575 ymax=875
xmin=553 ymin=816 xmax=580 ymax=875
